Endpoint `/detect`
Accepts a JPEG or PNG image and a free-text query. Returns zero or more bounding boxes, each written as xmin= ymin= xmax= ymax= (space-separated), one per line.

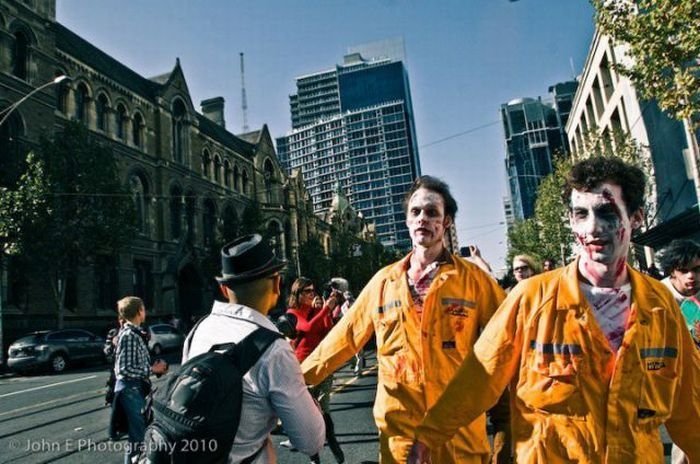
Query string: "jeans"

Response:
xmin=118 ymin=380 xmax=147 ymax=464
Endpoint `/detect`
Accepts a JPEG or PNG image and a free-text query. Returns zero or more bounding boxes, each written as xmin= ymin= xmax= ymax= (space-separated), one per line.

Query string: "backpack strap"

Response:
xmin=184 ymin=315 xmax=210 ymax=354
xmin=210 ymin=328 xmax=282 ymax=374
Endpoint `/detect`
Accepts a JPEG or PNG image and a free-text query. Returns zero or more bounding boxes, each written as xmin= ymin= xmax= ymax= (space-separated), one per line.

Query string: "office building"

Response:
xmin=501 ymin=81 xmax=578 ymax=220
xmin=277 ymin=41 xmax=421 ymax=249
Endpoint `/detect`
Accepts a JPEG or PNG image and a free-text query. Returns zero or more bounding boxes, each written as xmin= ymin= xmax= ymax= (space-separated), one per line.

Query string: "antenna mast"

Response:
xmin=240 ymin=52 xmax=249 ymax=133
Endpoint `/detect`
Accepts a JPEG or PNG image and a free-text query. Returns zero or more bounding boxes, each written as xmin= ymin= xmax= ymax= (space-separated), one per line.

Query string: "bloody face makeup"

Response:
xmin=569 ymin=182 xmax=642 ymax=286
xmin=405 ymin=188 xmax=449 ymax=249
xmin=670 ymin=257 xmax=700 ymax=297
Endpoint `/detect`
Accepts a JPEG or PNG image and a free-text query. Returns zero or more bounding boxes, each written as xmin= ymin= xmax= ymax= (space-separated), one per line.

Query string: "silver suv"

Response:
xmin=8 ymin=329 xmax=105 ymax=374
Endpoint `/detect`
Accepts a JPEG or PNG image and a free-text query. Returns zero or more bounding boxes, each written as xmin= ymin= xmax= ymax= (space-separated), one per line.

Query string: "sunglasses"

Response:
xmin=301 ymin=288 xmax=315 ymax=294
xmin=513 ymin=266 xmax=530 ymax=273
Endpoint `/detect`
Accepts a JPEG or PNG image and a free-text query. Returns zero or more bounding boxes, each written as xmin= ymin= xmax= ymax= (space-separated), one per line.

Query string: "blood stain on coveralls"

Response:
xmin=395 ymin=353 xmax=408 ymax=379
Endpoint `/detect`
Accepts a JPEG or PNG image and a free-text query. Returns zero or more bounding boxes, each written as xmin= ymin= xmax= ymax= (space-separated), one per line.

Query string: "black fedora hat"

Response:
xmin=215 ymin=234 xmax=287 ymax=284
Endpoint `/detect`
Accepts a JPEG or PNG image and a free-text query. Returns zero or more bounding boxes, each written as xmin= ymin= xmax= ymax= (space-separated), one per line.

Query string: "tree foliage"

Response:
xmin=0 ymin=122 xmax=137 ymax=327
xmin=297 ymin=235 xmax=331 ymax=285
xmin=239 ymin=199 xmax=265 ymax=236
xmin=506 ymin=218 xmax=541 ymax=262
xmin=533 ymin=156 xmax=573 ymax=264
xmin=591 ymin=0 xmax=700 ymax=125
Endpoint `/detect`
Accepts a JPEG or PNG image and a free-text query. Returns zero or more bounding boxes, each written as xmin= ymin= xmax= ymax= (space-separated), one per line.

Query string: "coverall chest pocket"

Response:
xmin=637 ymin=363 xmax=678 ymax=424
xmin=517 ymin=352 xmax=587 ymax=419
xmin=376 ymin=307 xmax=406 ymax=356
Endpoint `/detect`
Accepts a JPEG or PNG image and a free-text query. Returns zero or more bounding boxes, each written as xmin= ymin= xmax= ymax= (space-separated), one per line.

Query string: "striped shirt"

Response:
xmin=114 ymin=322 xmax=151 ymax=382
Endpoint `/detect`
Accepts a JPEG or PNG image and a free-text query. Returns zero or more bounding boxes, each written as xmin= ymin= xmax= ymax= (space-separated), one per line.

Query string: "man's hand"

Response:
xmin=469 ymin=245 xmax=481 ymax=257
xmin=407 ymin=440 xmax=431 ymax=464
xmin=151 ymin=359 xmax=168 ymax=376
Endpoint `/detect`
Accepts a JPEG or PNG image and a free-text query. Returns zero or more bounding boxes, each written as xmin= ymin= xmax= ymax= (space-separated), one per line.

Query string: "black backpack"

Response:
xmin=141 ymin=322 xmax=282 ymax=464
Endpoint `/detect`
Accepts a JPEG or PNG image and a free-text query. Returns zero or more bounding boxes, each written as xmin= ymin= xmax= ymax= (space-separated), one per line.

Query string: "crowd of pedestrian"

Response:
xmin=104 ymin=156 xmax=699 ymax=464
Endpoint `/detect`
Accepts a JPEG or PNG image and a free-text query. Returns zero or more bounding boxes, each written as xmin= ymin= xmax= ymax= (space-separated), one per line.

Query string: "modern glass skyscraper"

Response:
xmin=277 ymin=43 xmax=421 ymax=249
xmin=501 ymin=80 xmax=577 ymax=221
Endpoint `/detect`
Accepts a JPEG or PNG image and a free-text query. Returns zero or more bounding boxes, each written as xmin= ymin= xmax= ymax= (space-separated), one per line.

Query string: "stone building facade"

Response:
xmin=0 ymin=0 xmax=338 ymax=338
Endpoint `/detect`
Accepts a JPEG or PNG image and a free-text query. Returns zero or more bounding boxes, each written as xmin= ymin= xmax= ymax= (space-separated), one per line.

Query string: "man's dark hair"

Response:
xmin=660 ymin=239 xmax=700 ymax=275
xmin=562 ymin=157 xmax=646 ymax=214
xmin=404 ymin=175 xmax=458 ymax=220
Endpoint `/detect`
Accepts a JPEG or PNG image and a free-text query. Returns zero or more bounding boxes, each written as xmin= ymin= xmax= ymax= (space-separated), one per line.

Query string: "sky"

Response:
xmin=56 ymin=0 xmax=596 ymax=274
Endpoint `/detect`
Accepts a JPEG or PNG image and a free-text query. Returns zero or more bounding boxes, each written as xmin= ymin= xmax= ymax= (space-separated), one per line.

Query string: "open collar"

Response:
xmin=555 ymin=258 xmax=668 ymax=317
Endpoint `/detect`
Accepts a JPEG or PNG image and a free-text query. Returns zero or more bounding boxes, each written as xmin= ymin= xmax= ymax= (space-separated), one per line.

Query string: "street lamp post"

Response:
xmin=0 ymin=74 xmax=69 ymax=127
xmin=0 ymin=74 xmax=68 ymax=367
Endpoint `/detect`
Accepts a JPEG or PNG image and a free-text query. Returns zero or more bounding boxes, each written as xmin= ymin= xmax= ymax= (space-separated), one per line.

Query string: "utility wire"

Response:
xmin=419 ymin=120 xmax=501 ymax=150
xmin=458 ymin=221 xmax=505 ymax=232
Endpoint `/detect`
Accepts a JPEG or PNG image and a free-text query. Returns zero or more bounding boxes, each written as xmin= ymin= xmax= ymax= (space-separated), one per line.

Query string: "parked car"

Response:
xmin=7 ymin=329 xmax=105 ymax=374
xmin=148 ymin=324 xmax=185 ymax=355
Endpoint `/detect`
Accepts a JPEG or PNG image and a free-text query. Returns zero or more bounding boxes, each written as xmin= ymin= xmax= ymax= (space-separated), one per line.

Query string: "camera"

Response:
xmin=274 ymin=312 xmax=298 ymax=339
xmin=459 ymin=246 xmax=472 ymax=258
xmin=322 ymin=281 xmax=340 ymax=300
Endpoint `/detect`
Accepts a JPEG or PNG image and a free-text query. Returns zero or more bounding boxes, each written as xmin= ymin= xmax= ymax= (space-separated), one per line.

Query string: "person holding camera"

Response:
xmin=283 ymin=277 xmax=345 ymax=463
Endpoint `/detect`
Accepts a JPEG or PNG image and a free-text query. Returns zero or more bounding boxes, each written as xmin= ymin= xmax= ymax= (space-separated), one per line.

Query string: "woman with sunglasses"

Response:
xmin=282 ymin=277 xmax=345 ymax=463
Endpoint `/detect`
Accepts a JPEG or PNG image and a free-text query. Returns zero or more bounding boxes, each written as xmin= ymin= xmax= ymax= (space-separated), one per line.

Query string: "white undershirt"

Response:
xmin=580 ymin=283 xmax=632 ymax=352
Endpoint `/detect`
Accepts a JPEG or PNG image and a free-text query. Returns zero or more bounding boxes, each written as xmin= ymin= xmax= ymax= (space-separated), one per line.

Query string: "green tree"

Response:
xmin=239 ymin=199 xmax=265 ymax=236
xmin=534 ymin=156 xmax=573 ymax=264
xmin=0 ymin=122 xmax=136 ymax=328
xmin=298 ymin=235 xmax=331 ymax=285
xmin=507 ymin=218 xmax=541 ymax=262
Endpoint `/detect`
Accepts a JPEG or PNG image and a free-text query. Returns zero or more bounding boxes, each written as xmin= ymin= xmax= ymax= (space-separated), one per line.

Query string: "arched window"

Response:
xmin=266 ymin=221 xmax=284 ymax=258
xmin=170 ymin=186 xmax=183 ymax=240
xmin=263 ymin=159 xmax=275 ymax=203
xmin=74 ymin=83 xmax=89 ymax=124
xmin=0 ymin=110 xmax=25 ymax=188
xmin=201 ymin=150 xmax=211 ymax=179
xmin=185 ymin=192 xmax=196 ymax=241
xmin=233 ymin=165 xmax=240 ymax=192
xmin=221 ymin=204 xmax=238 ymax=242
xmin=213 ymin=155 xmax=222 ymax=184
xmin=132 ymin=112 xmax=144 ymax=148
xmin=56 ymin=77 xmax=70 ymax=114
xmin=241 ymin=169 xmax=249 ymax=195
xmin=11 ymin=30 xmax=29 ymax=80
xmin=116 ymin=104 xmax=127 ymax=140
xmin=96 ymin=93 xmax=109 ymax=132
xmin=129 ymin=174 xmax=149 ymax=234
xmin=202 ymin=199 xmax=217 ymax=247
xmin=223 ymin=160 xmax=231 ymax=188
xmin=172 ymin=99 xmax=187 ymax=163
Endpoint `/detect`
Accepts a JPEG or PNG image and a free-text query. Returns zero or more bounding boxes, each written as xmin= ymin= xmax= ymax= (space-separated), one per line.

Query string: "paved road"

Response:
xmin=0 ymin=349 xmax=674 ymax=464
xmin=0 ymin=351 xmax=379 ymax=464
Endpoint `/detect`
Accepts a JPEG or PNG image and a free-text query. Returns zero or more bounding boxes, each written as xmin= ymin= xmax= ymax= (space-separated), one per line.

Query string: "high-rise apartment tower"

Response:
xmin=277 ymin=40 xmax=421 ymax=249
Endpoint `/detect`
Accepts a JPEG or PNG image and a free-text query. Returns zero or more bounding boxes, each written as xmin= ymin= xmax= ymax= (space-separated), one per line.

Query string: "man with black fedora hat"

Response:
xmin=182 ymin=234 xmax=325 ymax=463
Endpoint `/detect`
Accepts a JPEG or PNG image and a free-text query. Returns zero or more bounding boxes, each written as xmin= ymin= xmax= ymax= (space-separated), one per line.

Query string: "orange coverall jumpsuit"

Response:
xmin=302 ymin=252 xmax=506 ymax=464
xmin=416 ymin=260 xmax=700 ymax=463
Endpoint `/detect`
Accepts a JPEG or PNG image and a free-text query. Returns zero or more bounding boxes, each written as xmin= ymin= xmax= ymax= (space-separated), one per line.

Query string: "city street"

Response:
xmin=0 ymin=352 xmax=380 ymax=464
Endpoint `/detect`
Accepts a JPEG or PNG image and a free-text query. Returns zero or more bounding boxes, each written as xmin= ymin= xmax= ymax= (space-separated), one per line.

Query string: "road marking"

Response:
xmin=0 ymin=389 xmax=104 ymax=417
xmin=330 ymin=365 xmax=377 ymax=396
xmin=0 ymin=375 xmax=97 ymax=399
